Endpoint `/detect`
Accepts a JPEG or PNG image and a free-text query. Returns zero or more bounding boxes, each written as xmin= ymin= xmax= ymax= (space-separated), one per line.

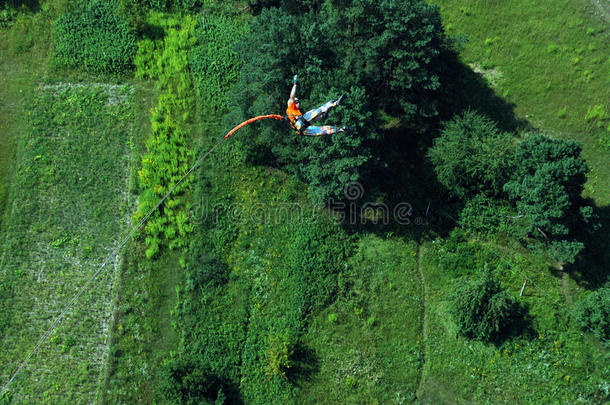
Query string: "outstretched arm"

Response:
xmin=288 ymin=75 xmax=298 ymax=103
xmin=290 ymin=83 xmax=297 ymax=100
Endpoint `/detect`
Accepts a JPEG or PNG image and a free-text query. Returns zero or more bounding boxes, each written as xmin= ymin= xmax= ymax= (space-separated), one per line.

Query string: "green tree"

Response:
xmin=450 ymin=271 xmax=521 ymax=342
xmin=574 ymin=283 xmax=610 ymax=343
xmin=159 ymin=355 xmax=225 ymax=404
xmin=428 ymin=110 xmax=516 ymax=199
xmin=503 ymin=134 xmax=594 ymax=263
xmin=231 ymin=0 xmax=448 ymax=204
xmin=54 ymin=0 xmax=136 ymax=74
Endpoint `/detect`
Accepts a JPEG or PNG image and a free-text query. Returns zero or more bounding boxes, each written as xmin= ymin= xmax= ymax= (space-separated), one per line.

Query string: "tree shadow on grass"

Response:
xmin=564 ymin=204 xmax=610 ymax=290
xmin=4 ymin=0 xmax=40 ymax=12
xmin=344 ymin=56 xmax=530 ymax=242
xmin=286 ymin=344 xmax=319 ymax=387
xmin=438 ymin=57 xmax=531 ymax=134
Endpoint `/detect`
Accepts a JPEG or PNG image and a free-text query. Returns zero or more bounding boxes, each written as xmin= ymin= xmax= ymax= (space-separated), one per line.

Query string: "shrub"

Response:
xmin=287 ymin=218 xmax=355 ymax=311
xmin=574 ymin=283 xmax=610 ymax=343
xmin=459 ymin=193 xmax=528 ymax=236
xmin=54 ymin=0 xmax=136 ymax=74
xmin=264 ymin=331 xmax=296 ymax=379
xmin=159 ymin=354 xmax=225 ymax=404
xmin=185 ymin=252 xmax=228 ymax=290
xmin=438 ymin=228 xmax=479 ymax=276
xmin=189 ymin=13 xmax=247 ymax=113
xmin=450 ymin=271 xmax=521 ymax=342
xmin=134 ymin=14 xmax=197 ymax=258
xmin=429 ymin=111 xmax=516 ymax=199
xmin=120 ymin=0 xmax=203 ymax=13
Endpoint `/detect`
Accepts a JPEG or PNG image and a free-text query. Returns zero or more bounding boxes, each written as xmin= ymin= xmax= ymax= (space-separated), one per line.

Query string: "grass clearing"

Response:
xmin=434 ymin=0 xmax=610 ymax=205
xmin=0 ymin=83 xmax=134 ymax=403
xmin=298 ymin=235 xmax=423 ymax=404
xmin=101 ymin=248 xmax=184 ymax=404
xmin=418 ymin=240 xmax=609 ymax=403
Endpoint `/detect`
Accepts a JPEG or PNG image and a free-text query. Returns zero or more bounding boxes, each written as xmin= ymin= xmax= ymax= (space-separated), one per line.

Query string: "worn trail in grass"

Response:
xmin=0 ymin=83 xmax=134 ymax=403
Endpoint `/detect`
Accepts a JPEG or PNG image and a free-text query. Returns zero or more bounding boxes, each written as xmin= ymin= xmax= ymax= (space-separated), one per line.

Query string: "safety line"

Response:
xmin=1 ymin=135 xmax=227 ymax=397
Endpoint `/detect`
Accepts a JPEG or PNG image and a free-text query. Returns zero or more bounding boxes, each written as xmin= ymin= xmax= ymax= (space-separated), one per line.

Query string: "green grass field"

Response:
xmin=299 ymin=236 xmax=423 ymax=403
xmin=418 ymin=239 xmax=609 ymax=403
xmin=0 ymin=0 xmax=608 ymax=403
xmin=0 ymin=83 xmax=134 ymax=403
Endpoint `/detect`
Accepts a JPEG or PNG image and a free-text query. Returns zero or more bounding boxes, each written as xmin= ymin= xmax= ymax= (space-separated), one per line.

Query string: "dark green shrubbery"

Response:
xmin=185 ymin=252 xmax=228 ymax=290
xmin=189 ymin=13 xmax=247 ymax=114
xmin=574 ymin=283 xmax=610 ymax=343
xmin=450 ymin=271 xmax=521 ymax=342
xmin=428 ymin=110 xmax=516 ymax=199
xmin=504 ymin=134 xmax=596 ymax=264
xmin=159 ymin=354 xmax=226 ymax=404
xmin=458 ymin=194 xmax=528 ymax=237
xmin=232 ymin=0 xmax=448 ymax=205
xmin=286 ymin=219 xmax=355 ymax=311
xmin=54 ymin=0 xmax=136 ymax=74
xmin=120 ymin=0 xmax=203 ymax=12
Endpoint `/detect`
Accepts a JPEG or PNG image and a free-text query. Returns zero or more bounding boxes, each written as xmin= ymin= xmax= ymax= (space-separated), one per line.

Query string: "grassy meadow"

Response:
xmin=0 ymin=83 xmax=134 ymax=402
xmin=433 ymin=0 xmax=610 ymax=204
xmin=0 ymin=0 xmax=608 ymax=403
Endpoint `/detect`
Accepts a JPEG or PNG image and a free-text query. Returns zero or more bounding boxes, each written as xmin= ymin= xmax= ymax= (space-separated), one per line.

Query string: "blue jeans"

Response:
xmin=294 ymin=99 xmax=341 ymax=136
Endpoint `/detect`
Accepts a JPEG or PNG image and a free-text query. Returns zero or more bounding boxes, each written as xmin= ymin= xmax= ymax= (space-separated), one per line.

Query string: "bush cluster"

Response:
xmin=574 ymin=283 xmax=610 ymax=343
xmin=189 ymin=14 xmax=247 ymax=114
xmin=54 ymin=0 xmax=136 ymax=74
xmin=121 ymin=0 xmax=203 ymax=12
xmin=450 ymin=271 xmax=521 ymax=342
xmin=134 ymin=14 xmax=197 ymax=258
xmin=429 ymin=111 xmax=596 ymax=264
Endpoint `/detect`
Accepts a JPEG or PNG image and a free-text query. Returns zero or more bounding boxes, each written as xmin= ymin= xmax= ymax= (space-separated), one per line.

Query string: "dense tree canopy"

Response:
xmin=428 ymin=110 xmax=516 ymax=199
xmin=231 ymin=0 xmax=448 ymax=204
xmin=503 ymin=134 xmax=594 ymax=263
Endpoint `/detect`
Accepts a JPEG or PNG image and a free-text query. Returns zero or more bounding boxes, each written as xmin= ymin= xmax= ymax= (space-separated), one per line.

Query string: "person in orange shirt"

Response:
xmin=286 ymin=75 xmax=350 ymax=136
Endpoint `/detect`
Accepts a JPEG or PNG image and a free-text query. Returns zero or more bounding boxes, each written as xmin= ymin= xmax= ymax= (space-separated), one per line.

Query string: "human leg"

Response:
xmin=302 ymin=125 xmax=340 ymax=136
xmin=302 ymin=101 xmax=334 ymax=123
xmin=302 ymin=94 xmax=346 ymax=122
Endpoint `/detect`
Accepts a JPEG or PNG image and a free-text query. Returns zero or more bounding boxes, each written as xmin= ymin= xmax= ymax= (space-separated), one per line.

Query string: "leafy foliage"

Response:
xmin=264 ymin=331 xmax=296 ymax=378
xmin=159 ymin=354 xmax=226 ymax=404
xmin=503 ymin=134 xmax=594 ymax=263
xmin=134 ymin=14 xmax=196 ymax=258
xmin=458 ymin=194 xmax=528 ymax=236
xmin=232 ymin=0 xmax=448 ymax=204
xmin=189 ymin=13 xmax=248 ymax=114
xmin=429 ymin=110 xmax=515 ymax=199
xmin=574 ymin=283 xmax=610 ymax=343
xmin=54 ymin=0 xmax=136 ymax=74
xmin=120 ymin=0 xmax=202 ymax=13
xmin=450 ymin=271 xmax=521 ymax=342
xmin=286 ymin=218 xmax=355 ymax=311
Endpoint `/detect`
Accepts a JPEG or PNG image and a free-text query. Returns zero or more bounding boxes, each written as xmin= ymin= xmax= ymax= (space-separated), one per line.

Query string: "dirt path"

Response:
xmin=416 ymin=244 xmax=430 ymax=401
